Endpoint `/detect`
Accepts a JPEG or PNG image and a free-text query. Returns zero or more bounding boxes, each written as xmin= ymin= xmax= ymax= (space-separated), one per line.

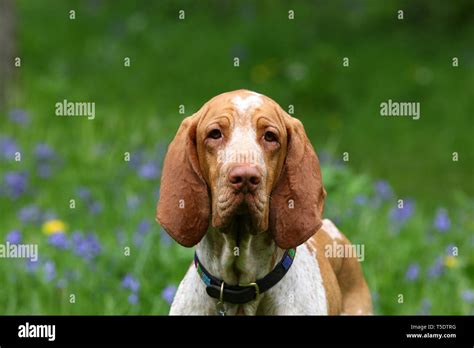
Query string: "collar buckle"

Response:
xmin=238 ymin=282 xmax=260 ymax=302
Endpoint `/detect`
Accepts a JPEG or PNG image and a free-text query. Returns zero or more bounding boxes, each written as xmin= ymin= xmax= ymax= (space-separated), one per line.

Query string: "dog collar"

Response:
xmin=194 ymin=248 xmax=296 ymax=306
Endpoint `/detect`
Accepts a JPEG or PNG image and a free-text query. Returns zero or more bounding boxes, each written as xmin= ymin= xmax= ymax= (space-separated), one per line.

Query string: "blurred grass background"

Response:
xmin=0 ymin=0 xmax=473 ymax=315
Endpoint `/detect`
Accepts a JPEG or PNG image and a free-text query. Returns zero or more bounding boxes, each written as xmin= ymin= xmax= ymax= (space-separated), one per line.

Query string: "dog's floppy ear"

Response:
xmin=269 ymin=110 xmax=326 ymax=249
xmin=156 ymin=110 xmax=210 ymax=247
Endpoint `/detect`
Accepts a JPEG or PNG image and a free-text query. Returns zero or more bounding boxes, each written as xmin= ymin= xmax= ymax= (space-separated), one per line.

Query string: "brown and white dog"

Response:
xmin=156 ymin=90 xmax=372 ymax=315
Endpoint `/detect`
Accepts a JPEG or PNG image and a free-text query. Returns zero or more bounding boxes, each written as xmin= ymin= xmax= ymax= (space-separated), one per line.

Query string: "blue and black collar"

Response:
xmin=194 ymin=248 xmax=296 ymax=305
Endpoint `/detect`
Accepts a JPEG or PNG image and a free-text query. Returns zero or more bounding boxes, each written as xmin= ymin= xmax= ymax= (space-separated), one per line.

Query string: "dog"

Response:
xmin=156 ymin=90 xmax=372 ymax=315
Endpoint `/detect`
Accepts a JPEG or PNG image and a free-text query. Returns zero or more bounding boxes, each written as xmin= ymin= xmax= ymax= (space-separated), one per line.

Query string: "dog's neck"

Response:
xmin=196 ymin=217 xmax=285 ymax=286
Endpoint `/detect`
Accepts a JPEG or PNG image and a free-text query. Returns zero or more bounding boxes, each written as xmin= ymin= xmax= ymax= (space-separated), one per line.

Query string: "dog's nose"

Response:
xmin=228 ymin=165 xmax=261 ymax=193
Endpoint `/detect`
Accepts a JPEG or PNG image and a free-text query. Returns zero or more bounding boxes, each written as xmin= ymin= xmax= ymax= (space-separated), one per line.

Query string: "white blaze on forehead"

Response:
xmin=232 ymin=94 xmax=262 ymax=114
xmin=219 ymin=92 xmax=265 ymax=168
xmin=322 ymin=219 xmax=343 ymax=241
xmin=223 ymin=125 xmax=264 ymax=167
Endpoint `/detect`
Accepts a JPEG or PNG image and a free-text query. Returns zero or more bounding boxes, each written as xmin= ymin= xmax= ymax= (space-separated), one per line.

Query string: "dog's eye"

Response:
xmin=207 ymin=129 xmax=222 ymax=139
xmin=264 ymin=131 xmax=278 ymax=143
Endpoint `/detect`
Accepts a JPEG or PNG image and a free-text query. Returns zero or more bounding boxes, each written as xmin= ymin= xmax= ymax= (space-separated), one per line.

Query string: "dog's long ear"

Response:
xmin=269 ymin=110 xmax=326 ymax=249
xmin=156 ymin=111 xmax=210 ymax=247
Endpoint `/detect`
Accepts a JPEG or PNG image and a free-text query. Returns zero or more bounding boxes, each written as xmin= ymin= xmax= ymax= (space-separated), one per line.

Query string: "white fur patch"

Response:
xmin=232 ymin=94 xmax=262 ymax=114
xmin=322 ymin=219 xmax=343 ymax=241
xmin=222 ymin=126 xmax=264 ymax=167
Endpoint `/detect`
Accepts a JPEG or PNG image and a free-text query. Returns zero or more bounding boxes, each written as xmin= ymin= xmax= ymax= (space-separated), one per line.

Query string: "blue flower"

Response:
xmin=88 ymin=201 xmax=103 ymax=215
xmin=354 ymin=195 xmax=368 ymax=206
xmin=128 ymin=293 xmax=139 ymax=305
xmin=126 ymin=195 xmax=141 ymax=210
xmin=35 ymin=143 xmax=56 ymax=161
xmin=461 ymin=290 xmax=474 ymax=303
xmin=134 ymin=219 xmax=152 ymax=246
xmin=43 ymin=260 xmax=56 ymax=281
xmin=37 ymin=163 xmax=52 ymax=178
xmin=4 ymin=171 xmax=28 ymax=198
xmin=18 ymin=205 xmax=41 ymax=224
xmin=0 ymin=136 xmax=20 ymax=160
xmin=25 ymin=258 xmax=40 ymax=273
xmin=8 ymin=108 xmax=30 ymax=125
xmin=374 ymin=180 xmax=393 ymax=200
xmin=445 ymin=244 xmax=457 ymax=256
xmin=137 ymin=219 xmax=151 ymax=235
xmin=405 ymin=262 xmax=420 ymax=281
xmin=48 ymin=233 xmax=69 ymax=249
xmin=76 ymin=187 xmax=92 ymax=201
xmin=389 ymin=199 xmax=415 ymax=225
xmin=6 ymin=230 xmax=22 ymax=244
xmin=115 ymin=228 xmax=126 ymax=245
xmin=418 ymin=298 xmax=431 ymax=315
xmin=137 ymin=161 xmax=160 ymax=179
xmin=433 ymin=208 xmax=451 ymax=232
xmin=122 ymin=274 xmax=140 ymax=292
xmin=72 ymin=231 xmax=101 ymax=261
xmin=427 ymin=256 xmax=444 ymax=279
xmin=161 ymin=285 xmax=177 ymax=304
xmin=56 ymin=278 xmax=67 ymax=289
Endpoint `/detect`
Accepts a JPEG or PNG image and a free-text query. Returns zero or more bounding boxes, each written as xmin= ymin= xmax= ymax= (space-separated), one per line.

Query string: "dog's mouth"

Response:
xmin=215 ymin=190 xmax=267 ymax=231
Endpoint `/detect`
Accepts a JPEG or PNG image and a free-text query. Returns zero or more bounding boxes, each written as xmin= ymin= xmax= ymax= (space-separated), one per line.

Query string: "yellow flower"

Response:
xmin=444 ymin=255 xmax=459 ymax=269
xmin=42 ymin=219 xmax=67 ymax=235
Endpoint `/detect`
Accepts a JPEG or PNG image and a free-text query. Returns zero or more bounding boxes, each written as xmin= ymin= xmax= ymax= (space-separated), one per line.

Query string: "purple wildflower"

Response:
xmin=128 ymin=150 xmax=144 ymax=169
xmin=390 ymin=199 xmax=415 ymax=225
xmin=405 ymin=263 xmax=420 ymax=281
xmin=72 ymin=231 xmax=101 ymax=261
xmin=115 ymin=228 xmax=125 ymax=245
xmin=133 ymin=233 xmax=144 ymax=247
xmin=37 ymin=163 xmax=52 ymax=178
xmin=433 ymin=208 xmax=451 ymax=232
xmin=4 ymin=171 xmax=28 ymax=198
xmin=77 ymin=187 xmax=92 ymax=201
xmin=6 ymin=230 xmax=22 ymax=244
xmin=445 ymin=244 xmax=457 ymax=256
xmin=35 ymin=143 xmax=56 ymax=161
xmin=126 ymin=195 xmax=141 ymax=210
xmin=133 ymin=219 xmax=151 ymax=246
xmin=25 ymin=258 xmax=40 ymax=273
xmin=419 ymin=298 xmax=431 ymax=315
xmin=374 ymin=180 xmax=393 ymax=200
xmin=88 ymin=201 xmax=103 ymax=215
xmin=56 ymin=278 xmax=67 ymax=289
xmin=8 ymin=108 xmax=30 ymax=124
xmin=354 ymin=195 xmax=368 ymax=206
xmin=122 ymin=274 xmax=140 ymax=292
xmin=43 ymin=260 xmax=56 ymax=281
xmin=18 ymin=204 xmax=41 ymax=224
xmin=162 ymin=285 xmax=177 ymax=305
xmin=427 ymin=256 xmax=444 ymax=279
xmin=461 ymin=290 xmax=474 ymax=303
xmin=0 ymin=137 xmax=20 ymax=160
xmin=137 ymin=219 xmax=151 ymax=235
xmin=48 ymin=233 xmax=70 ymax=249
xmin=137 ymin=161 xmax=160 ymax=179
xmin=128 ymin=293 xmax=139 ymax=305
xmin=42 ymin=210 xmax=57 ymax=221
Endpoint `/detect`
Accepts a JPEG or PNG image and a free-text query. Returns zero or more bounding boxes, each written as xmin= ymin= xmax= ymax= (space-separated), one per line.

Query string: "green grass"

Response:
xmin=0 ymin=0 xmax=473 ymax=315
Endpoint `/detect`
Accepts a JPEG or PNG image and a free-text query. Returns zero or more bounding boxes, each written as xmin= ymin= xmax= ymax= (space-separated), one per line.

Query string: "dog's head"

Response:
xmin=156 ymin=90 xmax=326 ymax=248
